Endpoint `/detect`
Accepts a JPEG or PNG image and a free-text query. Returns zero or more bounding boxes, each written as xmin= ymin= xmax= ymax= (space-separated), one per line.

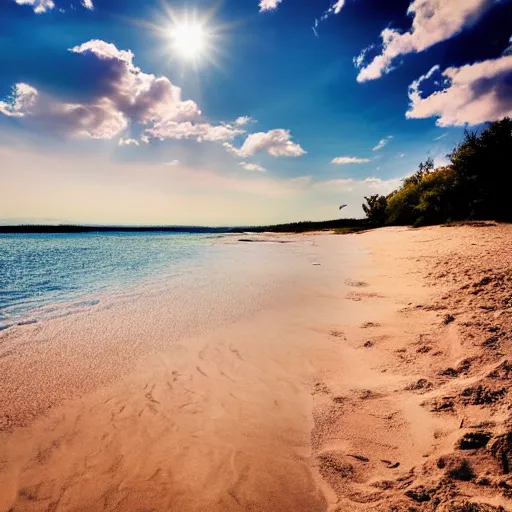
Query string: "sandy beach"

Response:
xmin=1 ymin=225 xmax=512 ymax=511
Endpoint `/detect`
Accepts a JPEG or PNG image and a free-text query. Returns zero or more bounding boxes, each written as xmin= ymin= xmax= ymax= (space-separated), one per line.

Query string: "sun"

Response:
xmin=171 ymin=22 xmax=207 ymax=61
xmin=137 ymin=6 xmax=223 ymax=69
xmin=171 ymin=22 xmax=206 ymax=60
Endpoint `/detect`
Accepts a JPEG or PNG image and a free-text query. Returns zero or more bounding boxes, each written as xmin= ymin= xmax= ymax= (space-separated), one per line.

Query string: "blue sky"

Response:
xmin=1 ymin=0 xmax=511 ymax=225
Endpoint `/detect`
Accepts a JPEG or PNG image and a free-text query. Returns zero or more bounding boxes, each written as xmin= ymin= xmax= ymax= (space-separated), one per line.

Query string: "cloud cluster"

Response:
xmin=0 ymin=41 xmax=307 ymax=164
xmin=259 ymin=0 xmax=283 ymax=12
xmin=0 ymin=40 xmax=242 ymax=143
xmin=331 ymin=156 xmax=370 ymax=165
xmin=0 ymin=82 xmax=127 ymax=138
xmin=14 ymin=0 xmax=93 ymax=13
xmin=372 ymin=135 xmax=393 ymax=151
xmin=407 ymin=55 xmax=512 ymax=126
xmin=70 ymin=40 xmax=203 ymax=126
xmin=355 ymin=0 xmax=494 ymax=82
xmin=224 ymin=129 xmax=306 ymax=157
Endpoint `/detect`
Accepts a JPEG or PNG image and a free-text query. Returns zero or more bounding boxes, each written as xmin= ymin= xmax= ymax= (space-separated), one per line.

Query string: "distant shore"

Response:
xmin=0 ymin=217 xmax=367 ymax=234
xmin=1 ymin=226 xmax=511 ymax=511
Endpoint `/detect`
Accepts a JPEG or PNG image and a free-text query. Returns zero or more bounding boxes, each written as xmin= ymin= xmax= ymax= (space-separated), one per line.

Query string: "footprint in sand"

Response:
xmin=355 ymin=389 xmax=383 ymax=400
xmin=348 ymin=454 xmax=370 ymax=463
xmin=330 ymin=330 xmax=346 ymax=340
xmin=381 ymin=459 xmax=400 ymax=469
xmin=346 ymin=291 xmax=383 ymax=302
xmin=360 ymin=322 xmax=381 ymax=329
xmin=312 ymin=381 xmax=330 ymax=395
xmin=345 ymin=279 xmax=369 ymax=288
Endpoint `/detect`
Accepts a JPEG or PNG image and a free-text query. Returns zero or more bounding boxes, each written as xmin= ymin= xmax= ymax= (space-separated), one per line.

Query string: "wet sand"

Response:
xmin=1 ymin=226 xmax=512 ymax=511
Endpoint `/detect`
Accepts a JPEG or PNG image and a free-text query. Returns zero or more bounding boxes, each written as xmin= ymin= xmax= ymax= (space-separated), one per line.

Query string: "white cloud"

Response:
xmin=70 ymin=40 xmax=203 ymax=125
xmin=315 ymin=175 xmax=403 ymax=196
xmin=331 ymin=156 xmax=370 ymax=165
xmin=313 ymin=1 xmax=347 ymax=37
xmin=164 ymin=160 xmax=180 ymax=166
xmin=119 ymin=137 xmax=139 ymax=146
xmin=235 ymin=116 xmax=256 ymax=126
xmin=372 ymin=135 xmax=393 ymax=151
xmin=434 ymin=132 xmax=449 ymax=141
xmin=14 ymin=0 xmax=55 ymax=13
xmin=398 ymin=153 xmax=406 ymax=158
xmin=259 ymin=0 xmax=283 ymax=12
xmin=406 ymin=55 xmax=512 ymax=126
xmin=355 ymin=0 xmax=495 ymax=82
xmin=224 ymin=129 xmax=306 ymax=158
xmin=331 ymin=1 xmax=345 ymax=15
xmin=146 ymin=121 xmax=244 ymax=142
xmin=0 ymin=40 xmax=240 ymax=143
xmin=239 ymin=162 xmax=266 ymax=173
xmin=0 ymin=84 xmax=127 ymax=138
xmin=363 ymin=176 xmax=402 ymax=191
xmin=0 ymin=83 xmax=39 ymax=117
xmin=14 ymin=0 xmax=93 ymax=13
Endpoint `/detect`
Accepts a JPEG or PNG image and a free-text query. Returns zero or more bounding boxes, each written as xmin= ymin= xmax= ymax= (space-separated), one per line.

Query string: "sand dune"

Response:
xmin=1 ymin=226 xmax=512 ymax=511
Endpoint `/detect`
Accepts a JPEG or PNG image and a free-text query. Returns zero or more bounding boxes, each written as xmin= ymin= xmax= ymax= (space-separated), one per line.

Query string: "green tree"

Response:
xmin=385 ymin=183 xmax=421 ymax=225
xmin=362 ymin=194 xmax=388 ymax=225
xmin=449 ymin=117 xmax=512 ymax=220
xmin=403 ymin=157 xmax=435 ymax=187
xmin=362 ymin=117 xmax=512 ymax=227
xmin=414 ymin=167 xmax=457 ymax=226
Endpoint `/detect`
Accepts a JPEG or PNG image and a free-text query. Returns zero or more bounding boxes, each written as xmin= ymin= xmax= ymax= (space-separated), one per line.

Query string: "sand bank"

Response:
xmin=1 ymin=226 xmax=512 ymax=511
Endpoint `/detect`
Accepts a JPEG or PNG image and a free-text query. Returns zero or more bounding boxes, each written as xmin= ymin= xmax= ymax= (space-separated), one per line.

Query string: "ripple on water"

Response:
xmin=0 ymin=232 xmax=213 ymax=329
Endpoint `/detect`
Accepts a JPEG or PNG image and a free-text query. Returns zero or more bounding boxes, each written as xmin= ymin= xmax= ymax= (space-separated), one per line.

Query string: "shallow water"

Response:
xmin=0 ymin=232 xmax=214 ymax=330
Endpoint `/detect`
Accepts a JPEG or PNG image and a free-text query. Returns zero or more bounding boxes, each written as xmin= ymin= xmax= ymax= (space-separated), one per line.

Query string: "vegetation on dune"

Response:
xmin=363 ymin=118 xmax=512 ymax=227
xmin=231 ymin=218 xmax=368 ymax=234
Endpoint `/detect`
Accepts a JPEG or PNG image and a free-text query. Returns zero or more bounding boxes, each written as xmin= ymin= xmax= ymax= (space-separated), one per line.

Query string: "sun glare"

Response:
xmin=171 ymin=22 xmax=207 ymax=60
xmin=139 ymin=6 xmax=223 ymax=69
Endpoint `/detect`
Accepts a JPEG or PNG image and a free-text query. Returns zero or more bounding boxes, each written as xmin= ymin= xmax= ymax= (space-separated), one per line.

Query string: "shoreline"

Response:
xmin=1 ymin=226 xmax=511 ymax=511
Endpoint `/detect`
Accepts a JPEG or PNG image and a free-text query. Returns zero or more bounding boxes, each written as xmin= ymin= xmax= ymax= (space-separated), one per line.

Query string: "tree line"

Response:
xmin=362 ymin=118 xmax=512 ymax=227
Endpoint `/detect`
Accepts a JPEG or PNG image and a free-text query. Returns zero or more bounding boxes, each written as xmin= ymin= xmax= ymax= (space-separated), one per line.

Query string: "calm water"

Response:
xmin=0 ymin=232 xmax=215 ymax=331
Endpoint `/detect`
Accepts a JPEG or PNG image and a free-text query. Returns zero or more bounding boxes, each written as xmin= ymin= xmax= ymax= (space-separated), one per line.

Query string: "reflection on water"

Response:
xmin=0 ymin=232 xmax=213 ymax=330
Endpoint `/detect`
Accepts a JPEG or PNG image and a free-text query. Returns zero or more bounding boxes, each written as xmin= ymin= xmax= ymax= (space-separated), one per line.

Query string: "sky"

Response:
xmin=1 ymin=0 xmax=511 ymax=226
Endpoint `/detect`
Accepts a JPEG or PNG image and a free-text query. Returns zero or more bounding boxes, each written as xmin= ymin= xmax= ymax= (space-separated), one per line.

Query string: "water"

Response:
xmin=0 ymin=232 xmax=215 ymax=331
